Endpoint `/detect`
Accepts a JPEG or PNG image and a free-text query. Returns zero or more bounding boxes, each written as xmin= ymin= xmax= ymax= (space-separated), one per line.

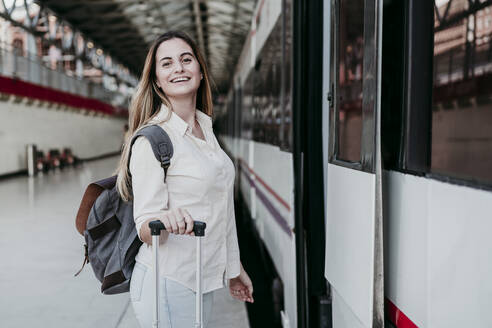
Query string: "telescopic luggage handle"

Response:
xmin=149 ymin=220 xmax=206 ymax=236
xmin=148 ymin=219 xmax=206 ymax=328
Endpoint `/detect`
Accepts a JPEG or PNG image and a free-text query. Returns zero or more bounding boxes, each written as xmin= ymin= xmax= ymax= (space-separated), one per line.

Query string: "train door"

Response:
xmin=324 ymin=0 xmax=384 ymax=327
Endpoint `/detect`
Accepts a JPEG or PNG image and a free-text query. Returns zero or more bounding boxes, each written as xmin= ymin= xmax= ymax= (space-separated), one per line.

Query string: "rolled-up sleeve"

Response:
xmin=129 ymin=137 xmax=169 ymax=241
xmin=225 ymin=187 xmax=241 ymax=279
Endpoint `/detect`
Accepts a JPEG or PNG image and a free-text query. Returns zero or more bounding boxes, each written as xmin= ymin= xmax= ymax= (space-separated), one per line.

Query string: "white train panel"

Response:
xmin=325 ymin=164 xmax=376 ymax=328
xmin=221 ymin=135 xmax=298 ymax=328
xmin=385 ymin=170 xmax=492 ymax=327
xmin=245 ymin=143 xmax=296 ymax=328
xmin=427 ymin=179 xmax=492 ymax=327
xmin=384 ymin=171 xmax=429 ymax=327
xmin=383 ymin=171 xmax=429 ymax=327
xmin=236 ymin=141 xmax=295 ymax=282
xmin=253 ymin=142 xmax=294 ymax=227
xmin=332 ymin=287 xmax=366 ymax=328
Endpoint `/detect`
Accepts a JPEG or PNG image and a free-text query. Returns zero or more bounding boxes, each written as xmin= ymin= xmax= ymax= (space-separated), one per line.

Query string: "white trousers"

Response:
xmin=130 ymin=262 xmax=215 ymax=328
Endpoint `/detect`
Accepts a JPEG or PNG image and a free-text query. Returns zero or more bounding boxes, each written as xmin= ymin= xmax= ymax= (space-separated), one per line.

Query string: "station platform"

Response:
xmin=0 ymin=157 xmax=250 ymax=328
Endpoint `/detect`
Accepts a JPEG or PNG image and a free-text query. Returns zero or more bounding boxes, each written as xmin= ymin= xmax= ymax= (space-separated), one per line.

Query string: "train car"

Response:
xmin=217 ymin=1 xmax=328 ymax=326
xmin=216 ymin=0 xmax=492 ymax=327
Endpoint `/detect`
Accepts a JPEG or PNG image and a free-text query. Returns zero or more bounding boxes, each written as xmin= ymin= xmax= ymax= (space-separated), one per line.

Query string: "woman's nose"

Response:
xmin=174 ymin=62 xmax=184 ymax=72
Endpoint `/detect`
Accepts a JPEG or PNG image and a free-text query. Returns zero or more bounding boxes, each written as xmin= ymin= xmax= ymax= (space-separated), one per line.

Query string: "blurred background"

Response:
xmin=0 ymin=0 xmax=256 ymax=327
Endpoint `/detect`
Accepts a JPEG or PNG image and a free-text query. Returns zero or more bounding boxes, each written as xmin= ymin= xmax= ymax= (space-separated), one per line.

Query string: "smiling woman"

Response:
xmin=114 ymin=31 xmax=254 ymax=328
xmin=155 ymin=39 xmax=203 ymax=101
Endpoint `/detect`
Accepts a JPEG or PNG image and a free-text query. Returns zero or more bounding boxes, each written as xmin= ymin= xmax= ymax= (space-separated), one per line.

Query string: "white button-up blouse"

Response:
xmin=129 ymin=104 xmax=241 ymax=293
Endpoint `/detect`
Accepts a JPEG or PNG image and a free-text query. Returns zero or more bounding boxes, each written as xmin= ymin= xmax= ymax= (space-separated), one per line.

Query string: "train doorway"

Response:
xmin=324 ymin=0 xmax=384 ymax=327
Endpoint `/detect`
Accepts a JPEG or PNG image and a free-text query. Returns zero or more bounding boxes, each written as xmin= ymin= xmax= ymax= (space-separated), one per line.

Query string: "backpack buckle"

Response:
xmin=160 ymin=155 xmax=170 ymax=169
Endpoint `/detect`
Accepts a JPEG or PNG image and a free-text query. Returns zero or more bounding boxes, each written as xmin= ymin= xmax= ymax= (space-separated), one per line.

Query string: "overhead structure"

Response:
xmin=37 ymin=0 xmax=256 ymax=93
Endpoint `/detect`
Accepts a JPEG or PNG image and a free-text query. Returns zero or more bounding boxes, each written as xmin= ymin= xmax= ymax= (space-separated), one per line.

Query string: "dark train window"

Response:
xmin=431 ymin=0 xmax=492 ymax=184
xmin=252 ymin=67 xmax=266 ymax=143
xmin=381 ymin=0 xmax=406 ymax=171
xmin=252 ymin=16 xmax=284 ymax=148
xmin=335 ymin=0 xmax=365 ymax=162
xmin=242 ymin=72 xmax=254 ymax=140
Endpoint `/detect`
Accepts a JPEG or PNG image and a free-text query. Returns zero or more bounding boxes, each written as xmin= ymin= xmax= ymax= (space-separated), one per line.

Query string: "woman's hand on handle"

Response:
xmin=229 ymin=263 xmax=254 ymax=303
xmin=139 ymin=208 xmax=195 ymax=245
xmin=159 ymin=208 xmax=194 ymax=235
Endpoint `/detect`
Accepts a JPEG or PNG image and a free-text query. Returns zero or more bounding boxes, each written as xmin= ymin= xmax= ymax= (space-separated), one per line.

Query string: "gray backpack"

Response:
xmin=75 ymin=125 xmax=173 ymax=294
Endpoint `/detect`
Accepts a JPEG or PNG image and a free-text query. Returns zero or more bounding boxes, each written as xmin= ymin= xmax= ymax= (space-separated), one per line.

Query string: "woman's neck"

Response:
xmin=169 ymin=96 xmax=197 ymax=127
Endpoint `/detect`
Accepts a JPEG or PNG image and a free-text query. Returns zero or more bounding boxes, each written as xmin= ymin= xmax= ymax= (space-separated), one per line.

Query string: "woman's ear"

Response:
xmin=200 ymin=73 xmax=203 ymax=80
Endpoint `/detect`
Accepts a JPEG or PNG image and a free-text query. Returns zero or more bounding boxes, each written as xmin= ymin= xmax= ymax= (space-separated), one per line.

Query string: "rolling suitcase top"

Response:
xmin=149 ymin=220 xmax=207 ymax=328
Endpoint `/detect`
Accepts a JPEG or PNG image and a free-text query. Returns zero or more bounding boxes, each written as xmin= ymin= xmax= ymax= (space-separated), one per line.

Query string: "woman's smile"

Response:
xmin=170 ymin=76 xmax=191 ymax=83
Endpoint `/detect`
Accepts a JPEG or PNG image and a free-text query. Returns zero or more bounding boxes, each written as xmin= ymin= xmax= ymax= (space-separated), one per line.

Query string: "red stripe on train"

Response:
xmin=386 ymin=299 xmax=419 ymax=328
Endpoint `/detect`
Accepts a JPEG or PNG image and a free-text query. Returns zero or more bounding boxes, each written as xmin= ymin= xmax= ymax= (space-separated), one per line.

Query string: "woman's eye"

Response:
xmin=183 ymin=58 xmax=192 ymax=63
xmin=162 ymin=62 xmax=171 ymax=67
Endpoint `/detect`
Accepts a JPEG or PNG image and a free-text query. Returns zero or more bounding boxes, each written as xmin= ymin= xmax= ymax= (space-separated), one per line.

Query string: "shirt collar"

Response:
xmin=195 ymin=107 xmax=213 ymax=129
xmin=155 ymin=104 xmax=212 ymax=137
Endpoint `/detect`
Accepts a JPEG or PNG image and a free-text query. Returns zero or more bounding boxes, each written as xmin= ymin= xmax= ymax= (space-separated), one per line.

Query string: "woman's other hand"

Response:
xmin=229 ymin=263 xmax=254 ymax=303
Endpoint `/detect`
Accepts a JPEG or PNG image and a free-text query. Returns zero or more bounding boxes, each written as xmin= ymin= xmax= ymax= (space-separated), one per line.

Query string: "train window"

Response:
xmin=335 ymin=0 xmax=364 ymax=162
xmin=252 ymin=18 xmax=284 ymax=148
xmin=242 ymin=72 xmax=254 ymax=140
xmin=431 ymin=0 xmax=492 ymax=184
xmin=252 ymin=70 xmax=266 ymax=144
xmin=381 ymin=0 xmax=406 ymax=171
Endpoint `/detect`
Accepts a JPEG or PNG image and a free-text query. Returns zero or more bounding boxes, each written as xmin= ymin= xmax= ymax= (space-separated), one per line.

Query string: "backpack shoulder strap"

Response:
xmin=128 ymin=125 xmax=174 ymax=179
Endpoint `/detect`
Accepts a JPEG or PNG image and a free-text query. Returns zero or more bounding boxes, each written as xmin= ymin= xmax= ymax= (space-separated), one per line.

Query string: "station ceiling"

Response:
xmin=38 ymin=0 xmax=256 ymax=93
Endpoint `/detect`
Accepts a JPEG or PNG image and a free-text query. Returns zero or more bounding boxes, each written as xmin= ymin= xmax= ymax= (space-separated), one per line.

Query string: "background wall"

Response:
xmin=0 ymin=99 xmax=126 ymax=175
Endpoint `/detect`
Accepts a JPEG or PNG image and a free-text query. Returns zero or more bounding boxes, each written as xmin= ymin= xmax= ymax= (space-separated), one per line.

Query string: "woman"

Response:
xmin=115 ymin=31 xmax=254 ymax=327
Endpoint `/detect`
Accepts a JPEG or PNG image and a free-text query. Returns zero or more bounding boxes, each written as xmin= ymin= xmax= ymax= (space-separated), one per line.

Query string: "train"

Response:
xmin=215 ymin=0 xmax=492 ymax=327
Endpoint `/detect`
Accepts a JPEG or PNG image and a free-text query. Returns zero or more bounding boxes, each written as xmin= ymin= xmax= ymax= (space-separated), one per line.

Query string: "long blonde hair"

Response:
xmin=116 ymin=31 xmax=214 ymax=201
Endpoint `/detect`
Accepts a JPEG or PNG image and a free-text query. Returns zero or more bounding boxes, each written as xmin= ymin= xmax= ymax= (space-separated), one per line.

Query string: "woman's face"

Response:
xmin=154 ymin=38 xmax=202 ymax=100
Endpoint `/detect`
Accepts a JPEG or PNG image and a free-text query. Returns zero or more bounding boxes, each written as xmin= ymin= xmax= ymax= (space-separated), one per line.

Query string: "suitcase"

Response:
xmin=149 ymin=220 xmax=207 ymax=328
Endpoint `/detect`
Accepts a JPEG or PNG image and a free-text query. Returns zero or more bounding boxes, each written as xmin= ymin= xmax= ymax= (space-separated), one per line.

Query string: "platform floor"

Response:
xmin=0 ymin=157 xmax=250 ymax=328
